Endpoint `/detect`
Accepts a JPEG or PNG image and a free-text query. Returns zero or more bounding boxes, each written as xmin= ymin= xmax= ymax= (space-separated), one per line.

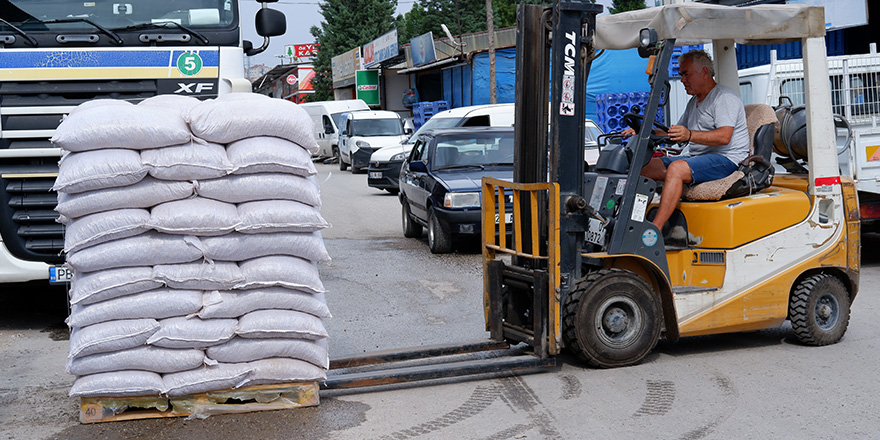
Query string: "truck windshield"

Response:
xmin=1 ymin=0 xmax=237 ymax=30
xmin=351 ymin=119 xmax=404 ymax=136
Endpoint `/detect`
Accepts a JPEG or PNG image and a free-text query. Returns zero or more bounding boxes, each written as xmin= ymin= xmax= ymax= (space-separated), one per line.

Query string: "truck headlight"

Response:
xmin=391 ymin=152 xmax=408 ymax=161
xmin=444 ymin=192 xmax=481 ymax=208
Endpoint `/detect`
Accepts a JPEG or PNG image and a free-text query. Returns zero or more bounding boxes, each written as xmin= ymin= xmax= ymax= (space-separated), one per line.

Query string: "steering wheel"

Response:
xmin=622 ymin=112 xmax=670 ymax=135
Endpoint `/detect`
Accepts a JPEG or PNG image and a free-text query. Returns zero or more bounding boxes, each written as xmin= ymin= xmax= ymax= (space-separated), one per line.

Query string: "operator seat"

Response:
xmin=681 ymin=104 xmax=778 ymax=201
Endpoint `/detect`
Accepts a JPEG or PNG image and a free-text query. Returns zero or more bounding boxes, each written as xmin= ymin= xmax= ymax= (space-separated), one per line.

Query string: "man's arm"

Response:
xmin=667 ymin=125 xmax=733 ymax=145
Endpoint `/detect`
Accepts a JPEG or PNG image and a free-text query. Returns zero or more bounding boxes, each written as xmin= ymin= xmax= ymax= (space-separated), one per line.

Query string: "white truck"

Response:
xmin=737 ymin=44 xmax=880 ymax=228
xmin=0 ymin=0 xmax=285 ymax=284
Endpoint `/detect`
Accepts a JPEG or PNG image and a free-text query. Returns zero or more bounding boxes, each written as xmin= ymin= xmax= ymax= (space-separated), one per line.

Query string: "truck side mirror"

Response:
xmin=256 ymin=8 xmax=286 ymax=37
xmin=405 ymin=128 xmax=413 ymax=134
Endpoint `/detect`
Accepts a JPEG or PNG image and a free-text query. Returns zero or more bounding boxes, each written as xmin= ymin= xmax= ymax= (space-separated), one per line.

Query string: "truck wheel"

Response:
xmin=428 ymin=207 xmax=453 ymax=254
xmin=339 ymin=152 xmax=348 ymax=171
xmin=562 ymin=269 xmax=661 ymax=368
xmin=789 ymin=274 xmax=850 ymax=346
xmin=402 ymin=202 xmax=423 ymax=238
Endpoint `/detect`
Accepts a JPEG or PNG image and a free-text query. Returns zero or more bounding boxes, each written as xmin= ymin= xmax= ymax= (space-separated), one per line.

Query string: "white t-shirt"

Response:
xmin=677 ymin=84 xmax=749 ymax=164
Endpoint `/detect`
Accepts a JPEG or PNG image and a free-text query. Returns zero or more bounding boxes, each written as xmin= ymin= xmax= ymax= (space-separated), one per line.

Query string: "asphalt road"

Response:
xmin=2 ymin=161 xmax=880 ymax=439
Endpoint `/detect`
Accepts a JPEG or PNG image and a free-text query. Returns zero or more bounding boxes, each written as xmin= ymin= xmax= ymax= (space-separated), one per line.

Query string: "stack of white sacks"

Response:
xmin=53 ymin=93 xmax=331 ymax=398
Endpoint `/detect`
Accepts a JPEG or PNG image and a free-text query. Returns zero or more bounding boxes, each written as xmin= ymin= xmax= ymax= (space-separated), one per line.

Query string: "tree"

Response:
xmin=609 ymin=0 xmax=646 ymax=14
xmin=309 ymin=0 xmax=397 ymax=101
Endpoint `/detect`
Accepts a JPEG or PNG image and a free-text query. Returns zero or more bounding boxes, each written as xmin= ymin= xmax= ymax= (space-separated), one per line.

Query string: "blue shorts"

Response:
xmin=660 ymin=154 xmax=737 ymax=185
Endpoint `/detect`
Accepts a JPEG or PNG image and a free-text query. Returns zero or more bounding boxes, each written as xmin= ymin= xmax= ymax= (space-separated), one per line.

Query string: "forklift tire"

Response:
xmin=562 ymin=269 xmax=661 ymax=368
xmin=428 ymin=207 xmax=453 ymax=254
xmin=789 ymin=274 xmax=851 ymax=346
xmin=402 ymin=202 xmax=423 ymax=238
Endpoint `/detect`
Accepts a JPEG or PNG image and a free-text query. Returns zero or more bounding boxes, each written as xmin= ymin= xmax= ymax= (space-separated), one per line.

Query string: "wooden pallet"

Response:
xmin=79 ymin=381 xmax=319 ymax=423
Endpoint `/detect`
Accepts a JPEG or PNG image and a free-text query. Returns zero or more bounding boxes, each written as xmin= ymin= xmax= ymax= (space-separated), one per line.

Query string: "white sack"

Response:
xmin=236 ymin=310 xmax=328 ymax=341
xmin=147 ymin=198 xmax=240 ymax=236
xmin=56 ymin=177 xmax=194 ymax=219
xmin=198 ymin=289 xmax=331 ymax=319
xmin=141 ymin=141 xmax=234 ymax=181
xmin=236 ymin=200 xmax=329 ymax=234
xmin=67 ymin=346 xmax=206 ymax=375
xmin=67 ymin=99 xmax=133 ymax=117
xmin=66 ymin=289 xmax=203 ymax=328
xmin=185 ymin=93 xmax=318 ymax=152
xmin=69 ymin=371 xmax=165 ymax=397
xmin=52 ymin=103 xmax=192 ymax=151
xmin=68 ymin=319 xmax=159 ymax=359
xmin=152 ymin=262 xmax=244 ymax=291
xmin=227 ymin=137 xmax=317 ymax=176
xmin=235 ymin=256 xmax=325 ymax=293
xmin=194 ymin=173 xmax=321 ymax=206
xmin=54 ymin=149 xmax=148 ymax=194
xmin=69 ymin=267 xmax=163 ymax=306
xmin=146 ymin=317 xmax=238 ymax=349
xmin=137 ymin=94 xmax=201 ymax=115
xmin=237 ymin=358 xmax=326 ymax=387
xmin=206 ymin=337 xmax=329 ymax=369
xmin=63 ymin=209 xmax=150 ymax=253
xmin=201 ymin=232 xmax=330 ymax=263
xmin=66 ymin=233 xmax=204 ymax=272
xmin=163 ymin=363 xmax=253 ymax=396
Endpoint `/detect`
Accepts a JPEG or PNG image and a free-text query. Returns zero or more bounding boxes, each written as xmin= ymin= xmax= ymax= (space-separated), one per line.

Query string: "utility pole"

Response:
xmin=486 ymin=0 xmax=496 ymax=104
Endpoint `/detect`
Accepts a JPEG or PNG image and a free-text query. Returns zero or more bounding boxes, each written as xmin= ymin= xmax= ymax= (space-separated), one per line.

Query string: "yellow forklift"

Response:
xmin=323 ymin=2 xmax=859 ymax=390
xmin=481 ymin=2 xmax=860 ymax=368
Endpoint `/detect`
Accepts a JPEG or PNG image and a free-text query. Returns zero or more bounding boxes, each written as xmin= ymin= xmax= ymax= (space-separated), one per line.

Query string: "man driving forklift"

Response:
xmin=624 ymin=49 xmax=750 ymax=230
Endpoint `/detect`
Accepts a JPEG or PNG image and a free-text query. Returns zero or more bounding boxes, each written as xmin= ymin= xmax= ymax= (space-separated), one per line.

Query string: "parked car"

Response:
xmin=584 ymin=119 xmax=604 ymax=166
xmin=300 ymin=99 xmax=370 ymax=160
xmin=368 ymin=103 xmax=514 ymax=194
xmin=400 ymin=127 xmax=514 ymax=253
xmin=339 ymin=110 xmax=410 ymax=173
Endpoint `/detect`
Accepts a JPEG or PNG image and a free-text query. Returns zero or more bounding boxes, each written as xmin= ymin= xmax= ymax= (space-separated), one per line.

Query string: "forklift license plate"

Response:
xmin=586 ymin=217 xmax=606 ymax=246
xmin=49 ymin=266 xmax=73 ymax=284
xmin=495 ymin=213 xmax=514 ymax=224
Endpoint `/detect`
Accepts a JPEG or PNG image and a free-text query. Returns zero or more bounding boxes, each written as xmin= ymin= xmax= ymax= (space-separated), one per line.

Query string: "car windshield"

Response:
xmin=432 ymin=132 xmax=514 ymax=169
xmin=351 ymin=118 xmax=403 ymax=136
xmin=1 ymin=0 xmax=237 ymax=30
xmin=585 ymin=121 xmax=603 ymax=146
xmin=405 ymin=117 xmax=461 ymax=144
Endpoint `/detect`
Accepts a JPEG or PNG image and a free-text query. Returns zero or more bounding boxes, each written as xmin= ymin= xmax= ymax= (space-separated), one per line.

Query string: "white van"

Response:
xmin=338 ymin=110 xmax=410 ymax=172
xmin=367 ymin=103 xmax=515 ymax=193
xmin=300 ymin=99 xmax=370 ymax=159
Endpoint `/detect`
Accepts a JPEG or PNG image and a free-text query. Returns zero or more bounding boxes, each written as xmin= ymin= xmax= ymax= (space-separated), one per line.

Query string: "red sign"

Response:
xmin=286 ymin=74 xmax=298 ymax=85
xmin=295 ymin=44 xmax=320 ymax=57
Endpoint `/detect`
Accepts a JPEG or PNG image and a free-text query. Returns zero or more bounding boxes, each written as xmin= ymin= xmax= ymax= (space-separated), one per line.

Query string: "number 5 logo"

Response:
xmin=176 ymin=52 xmax=203 ymax=76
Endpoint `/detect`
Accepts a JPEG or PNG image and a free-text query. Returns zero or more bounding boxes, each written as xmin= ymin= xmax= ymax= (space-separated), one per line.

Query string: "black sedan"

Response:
xmin=399 ymin=127 xmax=514 ymax=253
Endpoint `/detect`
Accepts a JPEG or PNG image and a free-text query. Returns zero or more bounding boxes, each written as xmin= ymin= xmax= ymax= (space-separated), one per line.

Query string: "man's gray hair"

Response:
xmin=679 ymin=49 xmax=715 ymax=78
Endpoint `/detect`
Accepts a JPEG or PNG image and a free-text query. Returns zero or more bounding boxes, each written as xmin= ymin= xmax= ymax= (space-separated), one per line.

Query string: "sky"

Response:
xmin=240 ymin=0 xmax=619 ymax=68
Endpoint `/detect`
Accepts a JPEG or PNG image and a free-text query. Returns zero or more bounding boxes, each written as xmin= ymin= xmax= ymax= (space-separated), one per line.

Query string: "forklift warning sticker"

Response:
xmin=632 ymin=193 xmax=649 ymax=222
xmin=560 ymin=74 xmax=575 ymax=116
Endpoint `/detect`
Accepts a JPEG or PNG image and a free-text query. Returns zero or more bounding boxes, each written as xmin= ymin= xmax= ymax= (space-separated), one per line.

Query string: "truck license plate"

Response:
xmin=49 ymin=266 xmax=73 ymax=284
xmin=586 ymin=217 xmax=606 ymax=246
xmin=369 ymin=172 xmax=382 ymax=179
xmin=494 ymin=212 xmax=514 ymax=224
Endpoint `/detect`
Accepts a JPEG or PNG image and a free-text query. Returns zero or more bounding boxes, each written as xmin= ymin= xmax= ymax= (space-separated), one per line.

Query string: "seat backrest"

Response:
xmin=744 ymin=104 xmax=778 ymax=161
xmin=434 ymin=146 xmax=459 ymax=168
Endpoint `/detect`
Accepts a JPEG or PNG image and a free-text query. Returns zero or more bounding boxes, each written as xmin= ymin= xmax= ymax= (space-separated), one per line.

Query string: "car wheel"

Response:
xmin=789 ymin=274 xmax=850 ymax=346
xmin=562 ymin=269 xmax=661 ymax=368
xmin=402 ymin=202 xmax=423 ymax=238
xmin=427 ymin=207 xmax=453 ymax=254
xmin=339 ymin=150 xmax=348 ymax=171
xmin=331 ymin=145 xmax=340 ymax=164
